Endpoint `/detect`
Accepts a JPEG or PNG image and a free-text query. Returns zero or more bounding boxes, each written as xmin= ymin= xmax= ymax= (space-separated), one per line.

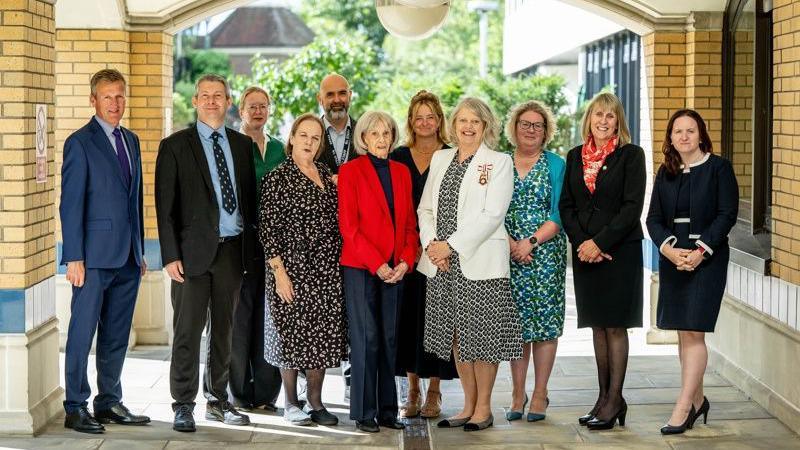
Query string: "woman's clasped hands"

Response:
xmin=426 ymin=240 xmax=451 ymax=272
xmin=663 ymin=245 xmax=703 ymax=271
xmin=376 ymin=261 xmax=409 ymax=284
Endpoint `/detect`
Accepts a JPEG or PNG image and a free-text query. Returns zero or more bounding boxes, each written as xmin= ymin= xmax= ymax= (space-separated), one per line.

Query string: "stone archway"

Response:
xmin=0 ymin=0 xmax=732 ymax=435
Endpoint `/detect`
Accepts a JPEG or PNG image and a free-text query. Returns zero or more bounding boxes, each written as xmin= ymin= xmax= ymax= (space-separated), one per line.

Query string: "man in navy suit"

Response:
xmin=60 ymin=69 xmax=150 ymax=434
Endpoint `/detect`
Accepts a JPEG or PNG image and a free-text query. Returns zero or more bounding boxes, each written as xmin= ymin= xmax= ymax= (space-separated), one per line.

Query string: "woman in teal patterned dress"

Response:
xmin=503 ymin=100 xmax=567 ymax=422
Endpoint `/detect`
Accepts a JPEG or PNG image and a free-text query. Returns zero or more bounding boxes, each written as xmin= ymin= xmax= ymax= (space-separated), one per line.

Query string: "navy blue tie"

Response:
xmin=112 ymin=128 xmax=131 ymax=189
xmin=211 ymin=131 xmax=237 ymax=215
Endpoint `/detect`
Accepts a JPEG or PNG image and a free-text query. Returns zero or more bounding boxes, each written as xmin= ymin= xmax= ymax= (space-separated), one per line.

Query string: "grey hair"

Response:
xmin=505 ymin=100 xmax=557 ymax=148
xmin=353 ymin=110 xmax=399 ymax=156
xmin=194 ymin=73 xmax=231 ymax=99
xmin=448 ymin=97 xmax=499 ymax=150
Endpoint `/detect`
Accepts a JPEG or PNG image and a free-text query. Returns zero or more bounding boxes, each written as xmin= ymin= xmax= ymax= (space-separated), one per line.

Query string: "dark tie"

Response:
xmin=111 ymin=128 xmax=131 ymax=188
xmin=211 ymin=131 xmax=237 ymax=215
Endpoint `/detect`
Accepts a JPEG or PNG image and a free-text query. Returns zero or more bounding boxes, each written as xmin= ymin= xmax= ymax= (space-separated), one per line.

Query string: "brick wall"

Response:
xmin=770 ymin=0 xmax=800 ymax=284
xmin=0 ymin=0 xmax=56 ymax=289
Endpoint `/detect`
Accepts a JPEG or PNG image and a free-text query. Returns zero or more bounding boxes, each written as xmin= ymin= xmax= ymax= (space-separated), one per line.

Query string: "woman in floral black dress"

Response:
xmin=259 ymin=113 xmax=347 ymax=427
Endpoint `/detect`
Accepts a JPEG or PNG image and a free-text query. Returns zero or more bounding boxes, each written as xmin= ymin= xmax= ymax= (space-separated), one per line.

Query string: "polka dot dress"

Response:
xmin=258 ymin=159 xmax=348 ymax=370
xmin=423 ymin=154 xmax=523 ymax=364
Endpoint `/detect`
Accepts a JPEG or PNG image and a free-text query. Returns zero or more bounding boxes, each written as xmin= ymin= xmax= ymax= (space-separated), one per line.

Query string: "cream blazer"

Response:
xmin=417 ymin=143 xmax=513 ymax=280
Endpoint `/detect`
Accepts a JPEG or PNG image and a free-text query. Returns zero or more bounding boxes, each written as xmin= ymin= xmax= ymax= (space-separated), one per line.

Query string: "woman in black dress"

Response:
xmin=391 ymin=90 xmax=457 ymax=420
xmin=646 ymin=109 xmax=738 ymax=434
xmin=559 ymin=92 xmax=646 ymax=430
xmin=259 ymin=113 xmax=347 ymax=427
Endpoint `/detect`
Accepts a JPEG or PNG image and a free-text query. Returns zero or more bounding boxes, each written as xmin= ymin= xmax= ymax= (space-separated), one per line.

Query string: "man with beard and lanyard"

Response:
xmin=317 ymin=73 xmax=359 ymax=176
xmin=313 ymin=72 xmax=357 ymax=401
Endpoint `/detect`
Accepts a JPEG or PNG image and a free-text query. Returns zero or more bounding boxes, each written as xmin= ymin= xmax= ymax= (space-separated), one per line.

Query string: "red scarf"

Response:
xmin=581 ymin=135 xmax=618 ymax=194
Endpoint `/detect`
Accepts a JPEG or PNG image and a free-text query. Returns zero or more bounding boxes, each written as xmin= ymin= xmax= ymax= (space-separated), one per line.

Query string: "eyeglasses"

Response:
xmin=517 ymin=120 xmax=545 ymax=131
xmin=247 ymin=103 xmax=271 ymax=113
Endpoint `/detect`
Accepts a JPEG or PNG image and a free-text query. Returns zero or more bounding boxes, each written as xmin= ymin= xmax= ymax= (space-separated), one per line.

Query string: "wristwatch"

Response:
xmin=528 ymin=235 xmax=539 ymax=252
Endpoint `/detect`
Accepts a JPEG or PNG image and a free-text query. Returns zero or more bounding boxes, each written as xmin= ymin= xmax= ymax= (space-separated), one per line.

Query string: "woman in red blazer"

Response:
xmin=338 ymin=110 xmax=419 ymax=433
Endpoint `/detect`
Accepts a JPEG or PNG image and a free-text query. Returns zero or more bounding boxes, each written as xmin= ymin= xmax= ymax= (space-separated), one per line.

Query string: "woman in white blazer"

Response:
xmin=418 ymin=97 xmax=523 ymax=432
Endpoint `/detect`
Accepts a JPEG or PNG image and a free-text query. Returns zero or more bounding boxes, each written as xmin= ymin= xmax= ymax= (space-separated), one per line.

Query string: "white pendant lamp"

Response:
xmin=375 ymin=0 xmax=451 ymax=40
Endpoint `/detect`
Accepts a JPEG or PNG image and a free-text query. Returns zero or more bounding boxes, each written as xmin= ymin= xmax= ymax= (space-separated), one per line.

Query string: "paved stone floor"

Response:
xmin=2 ymin=270 xmax=799 ymax=449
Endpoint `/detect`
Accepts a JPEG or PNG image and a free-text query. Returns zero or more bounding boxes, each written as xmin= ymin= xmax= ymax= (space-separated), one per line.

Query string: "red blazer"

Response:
xmin=338 ymin=155 xmax=418 ymax=274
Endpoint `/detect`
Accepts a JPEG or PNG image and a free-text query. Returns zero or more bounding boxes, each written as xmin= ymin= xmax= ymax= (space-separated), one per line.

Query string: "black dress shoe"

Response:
xmin=587 ymin=400 xmax=628 ymax=430
xmin=309 ymin=408 xmax=339 ymax=426
xmin=356 ymin=419 xmax=379 ymax=433
xmin=64 ymin=407 xmax=105 ymax=434
xmin=378 ymin=418 xmax=406 ymax=430
xmin=206 ymin=401 xmax=251 ymax=426
xmin=173 ymin=404 xmax=196 ymax=432
xmin=661 ymin=405 xmax=696 ymax=435
xmin=95 ymin=403 xmax=150 ymax=425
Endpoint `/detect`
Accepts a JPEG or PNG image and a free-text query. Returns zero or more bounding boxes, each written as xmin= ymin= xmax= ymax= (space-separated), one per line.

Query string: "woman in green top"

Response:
xmin=227 ymin=86 xmax=286 ymax=411
xmin=239 ymin=86 xmax=287 ymax=190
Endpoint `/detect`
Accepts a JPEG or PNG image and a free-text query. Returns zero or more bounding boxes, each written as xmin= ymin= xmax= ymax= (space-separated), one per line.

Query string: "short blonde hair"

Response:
xmin=580 ymin=92 xmax=631 ymax=146
xmin=238 ymin=86 xmax=270 ymax=110
xmin=505 ymin=100 xmax=557 ymax=148
xmin=353 ymin=110 xmax=399 ymax=155
xmin=448 ymin=97 xmax=499 ymax=150
xmin=285 ymin=113 xmax=325 ymax=160
xmin=405 ymin=90 xmax=448 ymax=147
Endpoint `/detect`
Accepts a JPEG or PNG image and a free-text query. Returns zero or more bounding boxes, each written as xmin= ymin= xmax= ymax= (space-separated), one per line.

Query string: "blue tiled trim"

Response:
xmin=0 ymin=290 xmax=25 ymax=333
xmin=642 ymin=239 xmax=659 ymax=272
xmin=56 ymin=239 xmax=163 ymax=273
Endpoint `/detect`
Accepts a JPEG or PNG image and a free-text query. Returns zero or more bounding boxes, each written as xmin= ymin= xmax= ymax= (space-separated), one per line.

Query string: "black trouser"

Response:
xmin=226 ymin=251 xmax=281 ymax=407
xmin=343 ymin=267 xmax=402 ymax=422
xmin=170 ymin=238 xmax=242 ymax=408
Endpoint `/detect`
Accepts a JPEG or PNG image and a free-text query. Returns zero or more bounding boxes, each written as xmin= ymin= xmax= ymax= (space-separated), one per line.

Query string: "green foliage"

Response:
xmin=300 ymin=0 xmax=387 ymax=51
xmin=234 ymin=34 xmax=380 ymax=133
xmin=184 ymin=49 xmax=232 ymax=81
xmin=475 ymin=72 xmax=572 ymax=154
xmin=172 ymin=92 xmax=195 ymax=132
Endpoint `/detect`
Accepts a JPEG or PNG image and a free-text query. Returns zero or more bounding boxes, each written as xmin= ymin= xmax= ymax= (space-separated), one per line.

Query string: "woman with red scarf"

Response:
xmin=558 ymin=92 xmax=646 ymax=430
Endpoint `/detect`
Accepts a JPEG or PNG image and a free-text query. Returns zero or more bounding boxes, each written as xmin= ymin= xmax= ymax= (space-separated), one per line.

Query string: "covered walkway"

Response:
xmin=1 ymin=272 xmax=797 ymax=449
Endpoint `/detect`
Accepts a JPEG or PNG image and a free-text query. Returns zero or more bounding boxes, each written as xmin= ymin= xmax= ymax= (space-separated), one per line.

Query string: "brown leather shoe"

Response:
xmin=400 ymin=390 xmax=422 ymax=418
xmin=420 ymin=390 xmax=442 ymax=418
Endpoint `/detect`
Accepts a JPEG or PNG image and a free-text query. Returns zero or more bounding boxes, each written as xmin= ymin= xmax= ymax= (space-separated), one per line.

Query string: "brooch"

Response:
xmin=478 ymin=163 xmax=493 ymax=185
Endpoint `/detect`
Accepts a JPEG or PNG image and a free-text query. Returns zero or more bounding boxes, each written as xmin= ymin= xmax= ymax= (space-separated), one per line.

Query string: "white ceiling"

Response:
xmin=54 ymin=0 xmax=728 ymax=33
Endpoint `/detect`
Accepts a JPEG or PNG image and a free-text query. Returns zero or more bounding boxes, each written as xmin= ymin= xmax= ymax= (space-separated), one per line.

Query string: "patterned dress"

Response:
xmin=424 ymin=154 xmax=523 ymax=364
xmin=505 ymin=156 xmax=567 ymax=342
xmin=258 ymin=159 xmax=348 ymax=369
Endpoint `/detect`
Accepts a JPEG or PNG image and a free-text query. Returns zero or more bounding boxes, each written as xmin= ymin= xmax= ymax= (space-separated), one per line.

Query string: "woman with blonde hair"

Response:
xmin=559 ymin=92 xmax=646 ymax=430
xmin=259 ymin=113 xmax=347 ymax=427
xmin=391 ymin=90 xmax=457 ymax=420
xmin=419 ymin=97 xmax=522 ymax=432
xmin=503 ymin=100 xmax=567 ymax=423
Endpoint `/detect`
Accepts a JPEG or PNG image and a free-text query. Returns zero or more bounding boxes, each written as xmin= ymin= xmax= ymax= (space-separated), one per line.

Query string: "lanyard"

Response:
xmin=325 ymin=123 xmax=352 ymax=166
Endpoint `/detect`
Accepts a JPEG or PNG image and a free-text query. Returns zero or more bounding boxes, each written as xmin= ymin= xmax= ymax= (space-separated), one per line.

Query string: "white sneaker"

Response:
xmin=284 ymin=404 xmax=312 ymax=426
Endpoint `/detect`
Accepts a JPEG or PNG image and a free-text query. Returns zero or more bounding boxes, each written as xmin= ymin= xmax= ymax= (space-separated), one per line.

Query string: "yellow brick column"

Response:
xmin=0 ymin=0 xmax=64 ymax=434
xmin=128 ymin=31 xmax=174 ymax=344
xmin=53 ymin=29 xmax=131 ymax=346
xmin=642 ymin=31 xmax=687 ymax=171
xmin=771 ymin=0 xmax=800 ymax=284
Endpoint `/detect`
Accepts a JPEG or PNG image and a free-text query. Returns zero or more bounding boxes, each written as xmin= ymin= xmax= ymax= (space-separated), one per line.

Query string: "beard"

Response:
xmin=325 ymin=104 xmax=349 ymax=122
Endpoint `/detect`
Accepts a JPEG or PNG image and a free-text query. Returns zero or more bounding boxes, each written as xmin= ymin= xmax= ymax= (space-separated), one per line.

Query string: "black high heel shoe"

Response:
xmin=660 ymin=404 xmax=696 ymax=435
xmin=691 ymin=396 xmax=710 ymax=427
xmin=586 ymin=400 xmax=627 ymax=430
xmin=578 ymin=405 xmax=600 ymax=426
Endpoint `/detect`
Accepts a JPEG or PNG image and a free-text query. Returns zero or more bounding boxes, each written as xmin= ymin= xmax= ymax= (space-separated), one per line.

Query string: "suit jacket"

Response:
xmin=155 ymin=124 xmax=257 ymax=277
xmin=559 ymin=142 xmax=646 ymax=252
xmin=60 ymin=116 xmax=144 ymax=269
xmin=417 ymin=143 xmax=514 ymax=280
xmin=318 ymin=116 xmax=358 ymax=174
xmin=338 ymin=155 xmax=418 ymax=274
xmin=646 ymin=153 xmax=739 ymax=256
